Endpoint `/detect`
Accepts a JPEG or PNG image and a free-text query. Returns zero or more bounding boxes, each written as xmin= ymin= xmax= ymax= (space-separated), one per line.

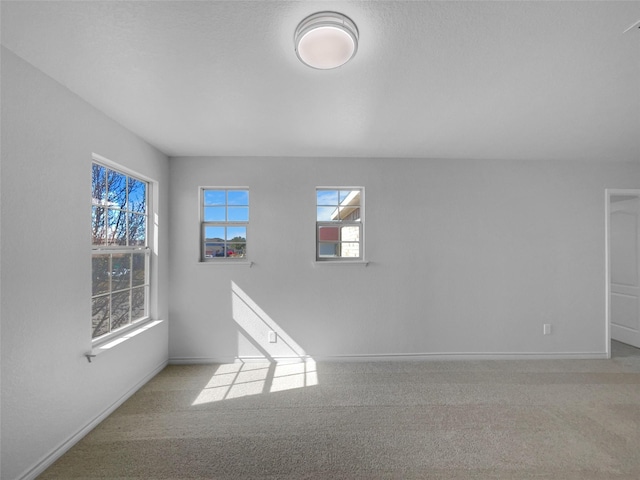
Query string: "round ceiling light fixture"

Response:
xmin=294 ymin=12 xmax=359 ymax=70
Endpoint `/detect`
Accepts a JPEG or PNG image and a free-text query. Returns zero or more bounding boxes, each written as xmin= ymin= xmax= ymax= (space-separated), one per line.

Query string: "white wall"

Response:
xmin=168 ymin=156 xmax=639 ymax=362
xmin=0 ymin=47 xmax=170 ymax=480
xmin=2 ymin=39 xmax=639 ymax=479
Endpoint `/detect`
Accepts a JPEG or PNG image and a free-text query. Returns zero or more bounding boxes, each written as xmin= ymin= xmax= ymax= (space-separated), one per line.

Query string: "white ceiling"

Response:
xmin=2 ymin=1 xmax=639 ymax=161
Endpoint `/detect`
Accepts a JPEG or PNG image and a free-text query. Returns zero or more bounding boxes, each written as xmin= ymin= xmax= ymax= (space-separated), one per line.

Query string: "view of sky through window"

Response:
xmin=91 ymin=162 xmax=150 ymax=340
xmin=316 ymin=188 xmax=363 ymax=260
xmin=202 ymin=189 xmax=248 ymax=260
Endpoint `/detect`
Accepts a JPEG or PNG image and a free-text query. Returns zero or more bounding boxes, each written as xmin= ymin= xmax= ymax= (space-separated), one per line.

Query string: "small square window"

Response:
xmin=316 ymin=188 xmax=363 ymax=261
xmin=201 ymin=188 xmax=249 ymax=261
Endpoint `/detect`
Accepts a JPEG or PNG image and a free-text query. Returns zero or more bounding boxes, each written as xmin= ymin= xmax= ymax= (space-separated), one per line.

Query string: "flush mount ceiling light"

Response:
xmin=294 ymin=12 xmax=359 ymax=70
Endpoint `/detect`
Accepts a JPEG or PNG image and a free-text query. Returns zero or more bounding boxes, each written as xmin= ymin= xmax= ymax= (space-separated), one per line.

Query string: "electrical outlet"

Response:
xmin=543 ymin=324 xmax=551 ymax=335
xmin=268 ymin=331 xmax=277 ymax=343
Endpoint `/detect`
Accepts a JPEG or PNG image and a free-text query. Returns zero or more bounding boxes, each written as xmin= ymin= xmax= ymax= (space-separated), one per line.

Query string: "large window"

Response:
xmin=91 ymin=162 xmax=149 ymax=339
xmin=316 ymin=188 xmax=363 ymax=261
xmin=201 ymin=188 xmax=249 ymax=261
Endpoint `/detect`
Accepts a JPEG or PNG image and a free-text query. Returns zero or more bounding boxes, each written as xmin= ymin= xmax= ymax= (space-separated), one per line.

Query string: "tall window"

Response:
xmin=316 ymin=188 xmax=363 ymax=261
xmin=91 ymin=162 xmax=149 ymax=339
xmin=201 ymin=188 xmax=249 ymax=261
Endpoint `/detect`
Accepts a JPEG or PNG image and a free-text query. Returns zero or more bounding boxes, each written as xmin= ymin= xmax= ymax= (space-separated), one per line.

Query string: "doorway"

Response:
xmin=606 ymin=189 xmax=640 ymax=357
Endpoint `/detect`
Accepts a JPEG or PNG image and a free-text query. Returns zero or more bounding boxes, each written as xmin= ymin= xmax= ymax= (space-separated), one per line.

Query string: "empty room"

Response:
xmin=1 ymin=1 xmax=640 ymax=479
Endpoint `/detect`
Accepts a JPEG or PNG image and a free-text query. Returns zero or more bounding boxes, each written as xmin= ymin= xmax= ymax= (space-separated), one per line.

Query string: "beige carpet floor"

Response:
xmin=38 ymin=342 xmax=640 ymax=479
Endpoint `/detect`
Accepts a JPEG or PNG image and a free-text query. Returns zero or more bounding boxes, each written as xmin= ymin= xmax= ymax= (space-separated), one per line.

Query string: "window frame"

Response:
xmin=200 ymin=187 xmax=249 ymax=262
xmin=91 ymin=157 xmax=152 ymax=343
xmin=316 ymin=187 xmax=364 ymax=262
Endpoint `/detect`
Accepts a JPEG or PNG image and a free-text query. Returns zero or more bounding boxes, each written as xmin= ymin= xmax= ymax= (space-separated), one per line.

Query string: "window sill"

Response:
xmin=313 ymin=260 xmax=370 ymax=267
xmin=86 ymin=319 xmax=164 ymax=362
xmin=198 ymin=260 xmax=254 ymax=267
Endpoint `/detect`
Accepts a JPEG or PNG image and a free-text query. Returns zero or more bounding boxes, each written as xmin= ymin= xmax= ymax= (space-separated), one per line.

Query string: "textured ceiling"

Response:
xmin=1 ymin=1 xmax=639 ymax=161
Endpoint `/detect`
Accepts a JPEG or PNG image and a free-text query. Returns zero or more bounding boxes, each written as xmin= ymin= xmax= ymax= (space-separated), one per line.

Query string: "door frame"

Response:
xmin=605 ymin=188 xmax=640 ymax=358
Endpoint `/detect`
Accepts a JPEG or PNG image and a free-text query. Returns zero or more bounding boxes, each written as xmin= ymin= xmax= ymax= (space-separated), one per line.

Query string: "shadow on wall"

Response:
xmin=191 ymin=281 xmax=317 ymax=405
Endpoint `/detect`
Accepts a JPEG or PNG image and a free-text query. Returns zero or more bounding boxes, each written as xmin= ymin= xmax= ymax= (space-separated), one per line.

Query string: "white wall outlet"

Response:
xmin=543 ymin=324 xmax=551 ymax=335
xmin=268 ymin=331 xmax=277 ymax=343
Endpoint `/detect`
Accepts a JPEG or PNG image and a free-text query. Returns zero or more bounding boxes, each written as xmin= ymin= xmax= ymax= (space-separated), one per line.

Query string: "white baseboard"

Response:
xmin=19 ymin=359 xmax=168 ymax=480
xmin=169 ymin=355 xmax=317 ymax=364
xmin=312 ymin=352 xmax=610 ymax=361
xmin=169 ymin=356 xmax=233 ymax=364
xmin=169 ymin=351 xmax=609 ymax=364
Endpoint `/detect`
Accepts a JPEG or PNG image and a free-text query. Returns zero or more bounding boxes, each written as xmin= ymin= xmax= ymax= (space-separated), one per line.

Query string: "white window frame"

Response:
xmin=200 ymin=187 xmax=249 ymax=262
xmin=316 ymin=187 xmax=364 ymax=262
xmin=91 ymin=155 xmax=152 ymax=343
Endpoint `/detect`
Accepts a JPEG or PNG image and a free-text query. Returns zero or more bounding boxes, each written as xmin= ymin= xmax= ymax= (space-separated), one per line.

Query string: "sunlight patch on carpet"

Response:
xmin=191 ymin=359 xmax=318 ymax=405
